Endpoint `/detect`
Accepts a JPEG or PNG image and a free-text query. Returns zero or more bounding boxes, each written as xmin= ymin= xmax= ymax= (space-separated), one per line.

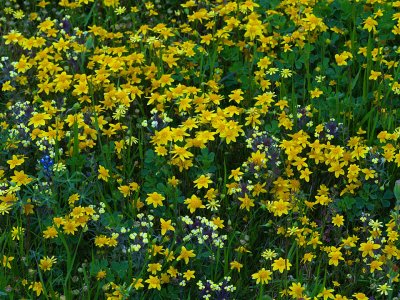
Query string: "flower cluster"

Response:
xmin=0 ymin=0 xmax=400 ymax=298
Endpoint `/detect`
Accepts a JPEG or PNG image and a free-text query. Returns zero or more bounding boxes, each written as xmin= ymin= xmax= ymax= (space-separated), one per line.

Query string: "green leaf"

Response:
xmin=111 ymin=261 xmax=129 ymax=278
xmin=383 ymin=189 xmax=394 ymax=200
xmin=394 ymin=180 xmax=400 ymax=201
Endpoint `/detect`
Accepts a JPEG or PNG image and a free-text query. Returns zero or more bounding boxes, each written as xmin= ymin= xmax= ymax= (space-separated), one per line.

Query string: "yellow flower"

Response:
xmin=118 ymin=185 xmax=131 ymax=197
xmin=2 ymin=255 xmax=14 ymax=269
xmin=352 ymin=293 xmax=368 ymax=300
xmin=28 ymin=112 xmax=51 ymax=128
xmin=11 ymin=170 xmax=33 ymax=186
xmin=359 ymin=240 xmax=380 ymax=257
xmin=182 ymin=269 xmax=195 ymax=281
xmin=252 ymin=268 xmax=272 ymax=285
xmin=335 ymin=54 xmax=348 ymax=66
xmin=332 ymin=214 xmax=344 ymax=227
xmin=361 ymin=168 xmax=375 ymax=180
xmin=29 ymin=281 xmax=43 ymax=297
xmin=193 ymin=174 xmax=212 ymax=189
xmin=98 ymin=165 xmax=110 ymax=182
xmin=310 ymin=88 xmax=323 ymax=99
xmin=96 ymin=270 xmax=107 ymax=280
xmin=167 ymin=176 xmax=180 ymax=187
xmin=369 ymin=70 xmax=381 ymax=80
xmin=317 ymin=287 xmax=335 ymax=300
xmin=7 ymin=155 xmax=25 ymax=169
xmin=228 ymin=89 xmax=244 ymax=104
xmin=131 ymin=278 xmax=144 ymax=290
xmin=43 ymin=226 xmax=58 ymax=239
xmin=300 ymin=168 xmax=312 ymax=182
xmin=301 ymin=252 xmax=315 ymax=263
xmin=94 ymin=235 xmax=110 ymax=248
xmin=170 ymin=144 xmax=194 ymax=161
xmin=272 ymin=257 xmax=292 ymax=273
xmin=229 ymin=167 xmax=243 ymax=181
xmin=238 ymin=193 xmax=255 ymax=211
xmin=230 ymin=260 xmax=243 ymax=272
xmin=147 ymin=263 xmax=162 ymax=275
xmin=212 ymin=217 xmax=224 ymax=229
xmin=11 ymin=226 xmax=25 ymax=240
xmin=369 ymin=260 xmax=383 ymax=272
xmin=177 ymin=246 xmax=196 ymax=264
xmin=146 ymin=192 xmax=165 ymax=208
xmin=145 ymin=275 xmax=161 ymax=290
xmin=289 ymin=282 xmax=305 ymax=298
xmin=39 ymin=256 xmax=57 ymax=272
xmin=0 ymin=202 xmax=13 ymax=215
xmin=363 ymin=17 xmax=378 ymax=33
xmin=104 ymin=0 xmax=120 ymax=7
xmin=68 ymin=193 xmax=80 ymax=206
xmin=160 ymin=218 xmax=175 ymax=235
xmin=184 ymin=195 xmax=205 ymax=213
xmin=328 ymin=247 xmax=344 ymax=266
xmin=63 ymin=219 xmax=78 ymax=235
xmin=271 ymin=199 xmax=290 ymax=216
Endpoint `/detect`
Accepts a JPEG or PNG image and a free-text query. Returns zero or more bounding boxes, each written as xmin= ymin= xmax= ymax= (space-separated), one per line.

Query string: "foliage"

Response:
xmin=0 ymin=0 xmax=400 ymax=299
